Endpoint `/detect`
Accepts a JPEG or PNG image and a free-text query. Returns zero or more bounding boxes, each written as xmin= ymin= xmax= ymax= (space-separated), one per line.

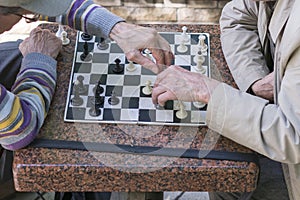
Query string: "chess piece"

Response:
xmin=177 ymin=39 xmax=188 ymax=53
xmin=198 ymin=35 xmax=208 ymax=56
xmin=112 ymin=58 xmax=124 ymax=74
xmin=97 ymin=37 xmax=109 ymax=50
xmin=71 ymin=81 xmax=83 ymax=106
xmin=80 ymin=41 xmax=92 ymax=62
xmin=193 ymin=101 xmax=206 ymax=109
xmin=81 ymin=32 xmax=93 ymax=41
xmin=93 ymin=82 xmax=104 ymax=96
xmin=126 ymin=61 xmax=136 ymax=72
xmin=89 ymin=98 xmax=102 ymax=117
xmin=193 ymin=52 xmax=206 ymax=74
xmin=181 ymin=26 xmax=190 ymax=43
xmin=74 ymin=75 xmax=87 ymax=94
xmin=144 ymin=49 xmax=153 ymax=61
xmin=61 ymin=31 xmax=70 ymax=46
xmin=108 ymin=90 xmax=119 ymax=105
xmin=176 ymin=101 xmax=188 ymax=119
xmin=142 ymin=80 xmax=152 ymax=95
xmin=56 ymin=24 xmax=64 ymax=38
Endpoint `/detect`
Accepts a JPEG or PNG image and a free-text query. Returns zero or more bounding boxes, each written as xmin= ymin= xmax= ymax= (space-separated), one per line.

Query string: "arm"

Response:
xmin=220 ymin=0 xmax=271 ymax=92
xmin=0 ymin=28 xmax=61 ymax=150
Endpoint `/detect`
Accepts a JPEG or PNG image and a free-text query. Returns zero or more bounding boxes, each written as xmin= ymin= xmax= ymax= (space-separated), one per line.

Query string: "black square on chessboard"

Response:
xmin=77 ymin=42 xmax=94 ymax=52
xmin=74 ymin=63 xmax=92 ymax=73
xmin=139 ymin=87 xmax=152 ymax=97
xmin=180 ymin=65 xmax=191 ymax=71
xmin=90 ymin=74 xmax=107 ymax=84
xmin=139 ymin=109 xmax=156 ymax=122
xmin=103 ymin=108 xmax=121 ymax=121
xmin=108 ymin=63 xmax=125 ymax=74
xmin=105 ymin=86 xmax=123 ymax=96
xmin=124 ymin=75 xmax=141 ymax=86
xmin=141 ymin=67 xmax=156 ymax=75
xmin=66 ymin=107 xmax=86 ymax=120
xmin=173 ymin=111 xmax=191 ymax=123
xmin=92 ymin=53 xmax=109 ymax=63
xmin=159 ymin=33 xmax=175 ymax=44
xmin=110 ymin=43 xmax=123 ymax=53
xmin=121 ymin=97 xmax=139 ymax=109
xmin=174 ymin=45 xmax=191 ymax=55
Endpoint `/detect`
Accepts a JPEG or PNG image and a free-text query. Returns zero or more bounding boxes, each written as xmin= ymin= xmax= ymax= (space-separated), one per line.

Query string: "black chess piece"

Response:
xmin=108 ymin=91 xmax=119 ymax=105
xmin=93 ymin=81 xmax=104 ymax=96
xmin=89 ymin=104 xmax=101 ymax=117
xmin=80 ymin=41 xmax=92 ymax=62
xmin=81 ymin=32 xmax=93 ymax=41
xmin=112 ymin=58 xmax=124 ymax=74
xmin=74 ymin=75 xmax=87 ymax=94
xmin=97 ymin=37 xmax=109 ymax=50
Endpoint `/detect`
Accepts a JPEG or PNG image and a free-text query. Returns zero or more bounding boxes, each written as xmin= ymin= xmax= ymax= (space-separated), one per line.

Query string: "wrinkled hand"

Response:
xmin=251 ymin=72 xmax=274 ymax=101
xmin=152 ymin=65 xmax=220 ymax=106
xmin=110 ymin=22 xmax=174 ymax=74
xmin=19 ymin=27 xmax=62 ymax=59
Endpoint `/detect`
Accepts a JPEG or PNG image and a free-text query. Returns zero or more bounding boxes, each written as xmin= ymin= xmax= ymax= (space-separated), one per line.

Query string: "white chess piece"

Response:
xmin=198 ymin=35 xmax=208 ymax=56
xmin=126 ymin=61 xmax=136 ymax=72
xmin=61 ymin=31 xmax=70 ymax=45
xmin=142 ymin=80 xmax=152 ymax=95
xmin=181 ymin=26 xmax=190 ymax=43
xmin=193 ymin=53 xmax=206 ymax=74
xmin=144 ymin=49 xmax=153 ymax=61
xmin=193 ymin=101 xmax=206 ymax=109
xmin=177 ymin=39 xmax=188 ymax=53
xmin=176 ymin=101 xmax=188 ymax=119
xmin=56 ymin=24 xmax=64 ymax=38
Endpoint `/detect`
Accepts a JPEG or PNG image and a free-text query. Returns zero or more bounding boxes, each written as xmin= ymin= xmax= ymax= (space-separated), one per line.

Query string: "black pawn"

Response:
xmin=108 ymin=91 xmax=119 ymax=105
xmin=93 ymin=82 xmax=104 ymax=96
xmin=89 ymin=103 xmax=101 ymax=117
xmin=81 ymin=32 xmax=93 ymax=41
xmin=97 ymin=37 xmax=109 ymax=50
xmin=80 ymin=41 xmax=92 ymax=62
xmin=112 ymin=58 xmax=124 ymax=74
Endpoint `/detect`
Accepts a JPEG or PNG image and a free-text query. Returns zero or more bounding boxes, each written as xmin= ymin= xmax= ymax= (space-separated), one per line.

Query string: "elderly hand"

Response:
xmin=19 ymin=27 xmax=62 ymax=59
xmin=152 ymin=65 xmax=220 ymax=106
xmin=110 ymin=22 xmax=174 ymax=74
xmin=251 ymin=72 xmax=274 ymax=101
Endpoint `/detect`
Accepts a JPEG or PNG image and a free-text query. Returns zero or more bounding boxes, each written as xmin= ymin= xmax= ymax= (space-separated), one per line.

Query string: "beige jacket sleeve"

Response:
xmin=219 ymin=0 xmax=270 ymax=91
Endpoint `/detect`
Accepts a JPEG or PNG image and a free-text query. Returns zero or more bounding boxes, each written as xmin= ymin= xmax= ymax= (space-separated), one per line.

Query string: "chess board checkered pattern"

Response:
xmin=64 ymin=31 xmax=211 ymax=126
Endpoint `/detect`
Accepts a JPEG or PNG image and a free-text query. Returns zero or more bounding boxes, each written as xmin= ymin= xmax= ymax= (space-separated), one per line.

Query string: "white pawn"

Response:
xmin=142 ymin=80 xmax=152 ymax=95
xmin=176 ymin=101 xmax=188 ymax=119
xmin=181 ymin=26 xmax=190 ymax=43
xmin=177 ymin=39 xmax=188 ymax=53
xmin=126 ymin=61 xmax=136 ymax=72
xmin=193 ymin=53 xmax=206 ymax=74
xmin=193 ymin=101 xmax=206 ymax=109
xmin=198 ymin=35 xmax=208 ymax=56
xmin=56 ymin=24 xmax=64 ymax=38
xmin=61 ymin=31 xmax=70 ymax=46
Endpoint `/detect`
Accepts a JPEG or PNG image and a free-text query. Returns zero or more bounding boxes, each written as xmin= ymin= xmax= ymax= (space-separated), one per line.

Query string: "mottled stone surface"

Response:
xmin=13 ymin=24 xmax=258 ymax=193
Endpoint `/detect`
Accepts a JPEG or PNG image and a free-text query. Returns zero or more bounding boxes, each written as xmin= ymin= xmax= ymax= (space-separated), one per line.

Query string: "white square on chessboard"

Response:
xmin=109 ymin=53 xmax=125 ymax=63
xmin=73 ymin=74 xmax=90 ymax=85
xmin=156 ymin=110 xmax=174 ymax=122
xmin=91 ymin=63 xmax=108 ymax=74
xmin=76 ymin=52 xmax=93 ymax=63
xmin=174 ymin=55 xmax=191 ymax=65
xmin=106 ymin=74 xmax=124 ymax=85
xmin=191 ymin=111 xmax=206 ymax=123
xmin=85 ymin=108 xmax=103 ymax=120
xmin=69 ymin=95 xmax=88 ymax=108
xmin=122 ymin=86 xmax=140 ymax=97
xmin=140 ymin=75 xmax=156 ymax=86
xmin=173 ymin=101 xmax=192 ymax=110
xmin=124 ymin=64 xmax=142 ymax=75
xmin=121 ymin=109 xmax=139 ymax=121
xmin=139 ymin=97 xmax=156 ymax=109
xmin=104 ymin=97 xmax=122 ymax=109
xmin=175 ymin=34 xmax=191 ymax=44
xmin=93 ymin=43 xmax=110 ymax=53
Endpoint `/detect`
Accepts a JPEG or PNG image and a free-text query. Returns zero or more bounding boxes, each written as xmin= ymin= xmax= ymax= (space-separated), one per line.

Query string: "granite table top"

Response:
xmin=13 ymin=24 xmax=259 ymax=193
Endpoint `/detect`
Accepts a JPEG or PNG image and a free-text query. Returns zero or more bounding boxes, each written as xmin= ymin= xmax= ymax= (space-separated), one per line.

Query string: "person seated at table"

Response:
xmin=152 ymin=0 xmax=300 ymax=199
xmin=0 ymin=0 xmax=173 ymax=199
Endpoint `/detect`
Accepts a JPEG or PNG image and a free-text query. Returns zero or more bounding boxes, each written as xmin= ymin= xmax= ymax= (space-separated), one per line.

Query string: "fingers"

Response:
xmin=152 ymin=85 xmax=177 ymax=106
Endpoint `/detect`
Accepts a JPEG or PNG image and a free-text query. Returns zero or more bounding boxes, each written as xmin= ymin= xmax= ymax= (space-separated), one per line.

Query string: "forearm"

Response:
xmin=0 ymin=53 xmax=57 ymax=150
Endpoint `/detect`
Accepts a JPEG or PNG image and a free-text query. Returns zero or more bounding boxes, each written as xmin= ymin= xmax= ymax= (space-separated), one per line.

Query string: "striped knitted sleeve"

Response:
xmin=0 ymin=53 xmax=57 ymax=150
xmin=39 ymin=0 xmax=125 ymax=38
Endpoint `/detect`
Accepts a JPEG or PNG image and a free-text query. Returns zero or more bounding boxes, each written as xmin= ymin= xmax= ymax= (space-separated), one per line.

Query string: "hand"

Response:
xmin=110 ymin=22 xmax=174 ymax=74
xmin=19 ymin=27 xmax=62 ymax=59
xmin=251 ymin=72 xmax=274 ymax=101
xmin=152 ymin=65 xmax=220 ymax=106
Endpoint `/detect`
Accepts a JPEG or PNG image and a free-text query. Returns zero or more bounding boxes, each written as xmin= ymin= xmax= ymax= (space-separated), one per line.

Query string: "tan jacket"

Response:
xmin=206 ymin=0 xmax=300 ymax=199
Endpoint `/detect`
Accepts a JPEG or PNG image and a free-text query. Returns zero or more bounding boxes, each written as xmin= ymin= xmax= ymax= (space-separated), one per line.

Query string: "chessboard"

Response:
xmin=64 ymin=28 xmax=210 ymax=126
